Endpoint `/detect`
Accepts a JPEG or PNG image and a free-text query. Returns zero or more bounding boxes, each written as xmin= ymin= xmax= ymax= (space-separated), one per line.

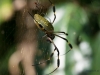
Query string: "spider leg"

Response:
xmin=47 ymin=31 xmax=68 ymax=35
xmin=35 ymin=2 xmax=45 ymax=15
xmin=32 ymin=37 xmax=60 ymax=75
xmin=54 ymin=34 xmax=73 ymax=55
xmin=32 ymin=47 xmax=56 ymax=66
xmin=41 ymin=34 xmax=47 ymax=42
xmin=48 ymin=0 xmax=56 ymax=24
xmin=53 ymin=31 xmax=68 ymax=35
xmin=46 ymin=37 xmax=60 ymax=75
xmin=28 ymin=11 xmax=34 ymax=19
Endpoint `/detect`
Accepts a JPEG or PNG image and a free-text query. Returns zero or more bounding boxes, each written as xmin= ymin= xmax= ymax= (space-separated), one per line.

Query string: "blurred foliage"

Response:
xmin=48 ymin=0 xmax=100 ymax=75
xmin=0 ymin=0 xmax=13 ymax=24
xmin=0 ymin=0 xmax=100 ymax=75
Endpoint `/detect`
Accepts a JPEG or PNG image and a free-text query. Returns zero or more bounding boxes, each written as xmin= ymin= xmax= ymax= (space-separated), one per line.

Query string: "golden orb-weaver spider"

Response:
xmin=28 ymin=0 xmax=73 ymax=74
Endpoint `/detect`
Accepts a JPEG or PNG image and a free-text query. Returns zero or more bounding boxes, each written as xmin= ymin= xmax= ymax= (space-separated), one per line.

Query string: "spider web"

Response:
xmin=0 ymin=0 xmax=70 ymax=75
xmin=0 ymin=0 xmax=52 ymax=75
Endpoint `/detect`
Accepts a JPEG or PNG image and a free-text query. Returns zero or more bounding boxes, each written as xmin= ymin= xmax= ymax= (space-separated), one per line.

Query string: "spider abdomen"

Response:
xmin=34 ymin=14 xmax=54 ymax=32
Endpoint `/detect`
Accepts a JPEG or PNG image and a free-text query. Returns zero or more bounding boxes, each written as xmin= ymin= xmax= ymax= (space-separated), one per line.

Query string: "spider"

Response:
xmin=28 ymin=0 xmax=73 ymax=74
